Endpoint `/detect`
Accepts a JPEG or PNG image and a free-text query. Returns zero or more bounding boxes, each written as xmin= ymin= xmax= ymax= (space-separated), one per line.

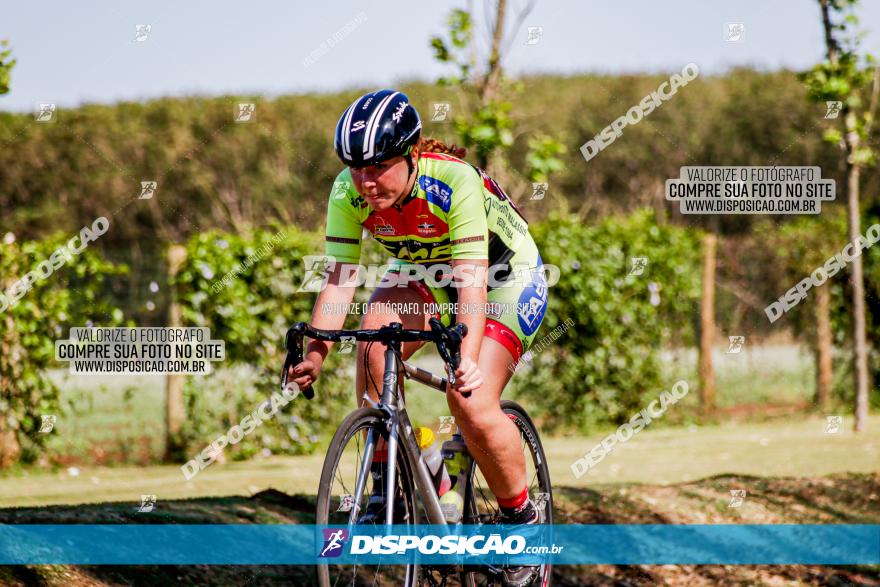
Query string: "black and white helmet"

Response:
xmin=334 ymin=89 xmax=422 ymax=167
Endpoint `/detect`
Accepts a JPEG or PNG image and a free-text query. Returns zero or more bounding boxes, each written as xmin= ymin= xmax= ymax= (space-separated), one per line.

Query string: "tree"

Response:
xmin=803 ymin=0 xmax=879 ymax=431
xmin=429 ymin=3 xmax=566 ymax=182
xmin=756 ymin=213 xmax=848 ymax=411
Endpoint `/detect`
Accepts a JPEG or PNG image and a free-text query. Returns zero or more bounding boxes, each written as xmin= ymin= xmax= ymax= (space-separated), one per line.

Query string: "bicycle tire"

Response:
xmin=460 ymin=399 xmax=554 ymax=587
xmin=315 ymin=407 xmax=421 ymax=587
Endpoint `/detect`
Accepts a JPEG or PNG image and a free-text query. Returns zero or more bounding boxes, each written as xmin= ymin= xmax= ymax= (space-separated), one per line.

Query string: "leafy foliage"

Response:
xmin=800 ymin=0 xmax=877 ymax=162
xmin=0 ymin=40 xmax=15 ymax=95
xmin=513 ymin=210 xmax=702 ymax=432
xmin=427 ymin=7 xmax=566 ymax=177
xmin=525 ymin=133 xmax=568 ymax=183
xmin=454 ymin=101 xmax=514 ymax=166
xmin=429 ymin=9 xmax=473 ymax=86
xmin=0 ymin=233 xmax=127 ymax=464
xmin=173 ymin=226 xmax=354 ymax=457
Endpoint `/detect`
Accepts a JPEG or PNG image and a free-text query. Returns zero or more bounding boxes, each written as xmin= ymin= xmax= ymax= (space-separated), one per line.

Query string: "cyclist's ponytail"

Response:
xmin=417 ymin=137 xmax=467 ymax=159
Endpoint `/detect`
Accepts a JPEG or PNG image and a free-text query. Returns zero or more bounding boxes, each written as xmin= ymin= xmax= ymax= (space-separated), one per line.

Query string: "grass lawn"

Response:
xmin=43 ymin=343 xmax=820 ymax=462
xmin=2 ymin=413 xmax=876 ymax=508
xmin=7 ymin=343 xmax=867 ymax=509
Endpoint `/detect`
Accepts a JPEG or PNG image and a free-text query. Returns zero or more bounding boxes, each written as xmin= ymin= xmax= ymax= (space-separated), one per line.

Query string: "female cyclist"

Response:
xmin=287 ymin=89 xmax=548 ymax=585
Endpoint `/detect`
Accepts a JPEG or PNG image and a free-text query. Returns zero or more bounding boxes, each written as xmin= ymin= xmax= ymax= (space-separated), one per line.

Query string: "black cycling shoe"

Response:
xmin=497 ymin=498 xmax=541 ymax=587
xmin=355 ymin=461 xmax=410 ymax=524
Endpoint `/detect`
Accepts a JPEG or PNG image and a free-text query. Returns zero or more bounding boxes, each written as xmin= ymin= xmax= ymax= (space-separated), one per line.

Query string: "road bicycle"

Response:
xmin=282 ymin=318 xmax=554 ymax=587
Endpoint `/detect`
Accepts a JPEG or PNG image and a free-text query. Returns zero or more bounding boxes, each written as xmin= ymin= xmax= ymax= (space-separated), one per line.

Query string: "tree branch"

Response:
xmin=864 ymin=64 xmax=880 ymax=138
xmin=480 ymin=0 xmax=508 ymax=104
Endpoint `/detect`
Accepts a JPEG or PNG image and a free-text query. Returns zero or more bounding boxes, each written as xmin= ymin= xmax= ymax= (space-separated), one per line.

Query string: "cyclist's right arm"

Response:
xmin=289 ymin=265 xmax=357 ymax=390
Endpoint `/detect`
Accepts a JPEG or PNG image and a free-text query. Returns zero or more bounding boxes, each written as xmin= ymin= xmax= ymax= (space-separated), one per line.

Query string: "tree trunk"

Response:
xmin=481 ymin=0 xmax=508 ymax=105
xmin=699 ymin=232 xmax=717 ymax=412
xmin=818 ymin=0 xmax=870 ymax=432
xmin=815 ymin=284 xmax=833 ymax=412
xmin=164 ymin=244 xmax=188 ymax=460
xmin=846 ymin=153 xmax=870 ymax=431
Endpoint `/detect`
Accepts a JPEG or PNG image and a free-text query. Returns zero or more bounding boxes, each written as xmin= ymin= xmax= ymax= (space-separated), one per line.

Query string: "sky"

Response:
xmin=2 ymin=0 xmax=879 ymax=112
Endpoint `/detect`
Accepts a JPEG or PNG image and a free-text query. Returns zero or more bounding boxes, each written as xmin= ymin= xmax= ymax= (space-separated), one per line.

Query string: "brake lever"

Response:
xmin=428 ymin=319 xmax=455 ymax=386
xmin=282 ymin=323 xmax=314 ymax=400
xmin=429 ymin=319 xmax=470 ymax=397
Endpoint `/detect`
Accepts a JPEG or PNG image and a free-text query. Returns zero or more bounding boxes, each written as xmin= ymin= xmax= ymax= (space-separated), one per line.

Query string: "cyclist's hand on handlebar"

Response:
xmin=452 ymin=356 xmax=482 ymax=395
xmin=289 ymin=359 xmax=320 ymax=391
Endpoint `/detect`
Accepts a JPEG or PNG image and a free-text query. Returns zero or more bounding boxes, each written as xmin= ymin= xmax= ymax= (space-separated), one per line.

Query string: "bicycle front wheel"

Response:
xmin=315 ymin=407 xmax=420 ymax=587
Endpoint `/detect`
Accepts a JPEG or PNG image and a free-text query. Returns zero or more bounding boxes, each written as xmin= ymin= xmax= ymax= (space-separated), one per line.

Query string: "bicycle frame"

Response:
xmin=284 ymin=319 xmax=466 ymax=528
xmin=352 ymin=339 xmax=454 ymax=528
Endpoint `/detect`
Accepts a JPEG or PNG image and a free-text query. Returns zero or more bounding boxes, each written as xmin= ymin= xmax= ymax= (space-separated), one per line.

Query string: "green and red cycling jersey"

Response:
xmin=323 ymin=152 xmax=548 ymax=362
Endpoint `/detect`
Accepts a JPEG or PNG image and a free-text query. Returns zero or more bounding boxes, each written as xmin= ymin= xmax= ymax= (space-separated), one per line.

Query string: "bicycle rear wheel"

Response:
xmin=460 ymin=400 xmax=554 ymax=587
xmin=316 ymin=407 xmax=420 ymax=587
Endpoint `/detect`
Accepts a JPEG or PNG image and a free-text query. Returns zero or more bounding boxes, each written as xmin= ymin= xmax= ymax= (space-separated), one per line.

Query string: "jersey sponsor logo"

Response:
xmin=371 ymin=238 xmax=451 ymax=263
xmin=408 ymin=241 xmax=452 ymax=262
xmin=417 ymin=222 xmax=436 ymax=235
xmin=364 ymin=212 xmax=405 ymax=236
xmin=418 ymin=176 xmax=453 ymax=213
xmin=375 ymin=223 xmax=395 ymax=235
xmin=517 ymin=257 xmax=548 ymax=336
xmin=349 ymin=194 xmax=367 ymax=209
xmin=351 ymin=120 xmax=366 ymax=132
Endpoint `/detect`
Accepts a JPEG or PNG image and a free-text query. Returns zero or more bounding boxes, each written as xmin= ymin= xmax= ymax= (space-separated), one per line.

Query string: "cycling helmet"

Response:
xmin=334 ymin=89 xmax=421 ymax=168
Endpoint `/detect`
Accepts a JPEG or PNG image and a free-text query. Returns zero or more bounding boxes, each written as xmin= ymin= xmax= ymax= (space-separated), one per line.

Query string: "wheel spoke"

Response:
xmin=318 ymin=416 xmax=416 ymax=586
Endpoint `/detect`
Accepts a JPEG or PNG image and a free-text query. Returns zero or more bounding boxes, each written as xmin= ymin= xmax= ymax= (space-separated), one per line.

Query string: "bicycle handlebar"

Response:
xmin=281 ymin=317 xmax=468 ymax=400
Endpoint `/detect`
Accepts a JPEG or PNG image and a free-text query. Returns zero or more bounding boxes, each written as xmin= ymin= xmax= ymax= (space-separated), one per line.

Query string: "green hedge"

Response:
xmin=173 ymin=212 xmax=704 ymax=450
xmin=173 ymin=225 xmax=355 ymax=458
xmin=0 ymin=231 xmax=127 ymax=464
xmin=512 ymin=209 xmax=702 ymax=433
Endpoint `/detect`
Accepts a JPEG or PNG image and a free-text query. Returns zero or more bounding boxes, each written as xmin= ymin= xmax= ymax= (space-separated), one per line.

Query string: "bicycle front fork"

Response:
xmin=352 ymin=344 xmax=450 ymax=526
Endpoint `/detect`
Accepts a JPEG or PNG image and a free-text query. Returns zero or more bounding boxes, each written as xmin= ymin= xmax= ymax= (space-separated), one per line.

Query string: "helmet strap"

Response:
xmin=393 ymin=146 xmax=418 ymax=205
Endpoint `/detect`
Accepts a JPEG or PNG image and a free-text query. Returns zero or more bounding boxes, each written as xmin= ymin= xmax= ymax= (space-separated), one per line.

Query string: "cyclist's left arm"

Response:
xmin=447 ymin=171 xmax=490 ymax=392
xmin=451 ymin=258 xmax=487 ymax=393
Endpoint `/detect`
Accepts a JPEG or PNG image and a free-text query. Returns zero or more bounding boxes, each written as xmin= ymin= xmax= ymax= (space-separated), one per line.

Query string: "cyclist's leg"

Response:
xmin=355 ymin=268 xmax=434 ymax=407
xmin=445 ymin=249 xmax=549 ymax=505
xmin=447 ymin=337 xmax=524 ymax=496
xmin=355 ymin=266 xmax=428 ymax=523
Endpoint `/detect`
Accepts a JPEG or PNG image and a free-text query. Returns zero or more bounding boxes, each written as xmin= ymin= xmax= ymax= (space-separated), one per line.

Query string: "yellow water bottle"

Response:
xmin=416 ymin=426 xmax=452 ymax=496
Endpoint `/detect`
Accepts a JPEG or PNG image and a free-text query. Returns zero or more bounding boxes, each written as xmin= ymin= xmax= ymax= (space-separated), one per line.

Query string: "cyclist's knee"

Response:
xmin=448 ymin=398 xmax=499 ymax=439
xmin=362 ymin=283 xmax=428 ymax=330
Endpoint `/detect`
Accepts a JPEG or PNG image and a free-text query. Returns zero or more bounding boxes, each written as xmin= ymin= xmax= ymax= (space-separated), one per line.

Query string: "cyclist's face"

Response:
xmin=350 ymin=151 xmax=415 ymax=211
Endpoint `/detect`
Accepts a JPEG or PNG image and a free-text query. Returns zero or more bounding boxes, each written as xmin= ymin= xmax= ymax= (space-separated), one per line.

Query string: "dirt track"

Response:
xmin=0 ymin=473 xmax=877 ymax=586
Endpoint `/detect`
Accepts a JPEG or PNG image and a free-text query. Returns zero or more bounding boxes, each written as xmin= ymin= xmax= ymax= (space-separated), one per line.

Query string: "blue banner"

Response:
xmin=0 ymin=524 xmax=876 ymax=565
